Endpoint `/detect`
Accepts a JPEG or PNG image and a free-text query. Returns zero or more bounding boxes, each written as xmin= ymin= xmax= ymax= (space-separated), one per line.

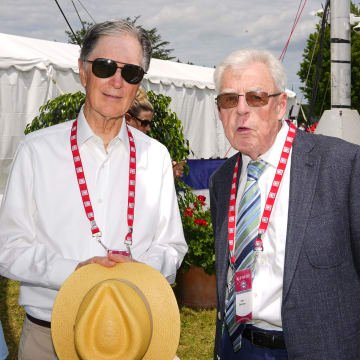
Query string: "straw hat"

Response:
xmin=51 ymin=262 xmax=180 ymax=360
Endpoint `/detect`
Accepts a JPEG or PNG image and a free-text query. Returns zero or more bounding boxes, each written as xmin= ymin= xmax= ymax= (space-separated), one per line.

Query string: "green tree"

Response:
xmin=65 ymin=21 xmax=93 ymax=46
xmin=124 ymin=16 xmax=175 ymax=60
xmin=297 ymin=2 xmax=360 ymax=123
xmin=65 ymin=16 xmax=175 ymax=60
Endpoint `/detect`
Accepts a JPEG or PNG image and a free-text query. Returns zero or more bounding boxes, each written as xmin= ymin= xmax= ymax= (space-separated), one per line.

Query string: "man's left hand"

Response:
xmin=107 ymin=252 xmax=138 ymax=263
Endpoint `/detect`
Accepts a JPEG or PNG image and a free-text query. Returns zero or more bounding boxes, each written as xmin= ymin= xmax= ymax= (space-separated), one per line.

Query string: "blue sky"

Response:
xmin=0 ymin=0 xmax=325 ymax=95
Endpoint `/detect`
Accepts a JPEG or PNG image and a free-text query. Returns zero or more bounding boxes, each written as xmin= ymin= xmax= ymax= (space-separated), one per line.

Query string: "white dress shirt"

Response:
xmin=0 ymin=107 xmax=187 ymax=321
xmin=234 ymin=120 xmax=291 ymax=330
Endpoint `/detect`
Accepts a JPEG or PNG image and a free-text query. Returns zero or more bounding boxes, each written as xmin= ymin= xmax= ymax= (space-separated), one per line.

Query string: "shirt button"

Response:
xmin=98 ymin=199 xmax=103 ymax=204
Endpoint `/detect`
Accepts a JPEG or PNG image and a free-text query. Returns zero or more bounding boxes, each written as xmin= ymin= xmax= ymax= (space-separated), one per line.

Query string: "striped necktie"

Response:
xmin=224 ymin=159 xmax=267 ymax=351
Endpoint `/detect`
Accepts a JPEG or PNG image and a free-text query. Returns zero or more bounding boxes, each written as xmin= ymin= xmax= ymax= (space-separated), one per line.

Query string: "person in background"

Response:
xmin=0 ymin=19 xmax=187 ymax=360
xmin=0 ymin=321 xmax=8 ymax=360
xmin=126 ymin=87 xmax=186 ymax=178
xmin=209 ymin=48 xmax=360 ymax=359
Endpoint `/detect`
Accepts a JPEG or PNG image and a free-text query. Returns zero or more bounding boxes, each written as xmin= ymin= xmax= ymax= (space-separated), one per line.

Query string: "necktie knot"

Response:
xmin=247 ymin=159 xmax=267 ymax=181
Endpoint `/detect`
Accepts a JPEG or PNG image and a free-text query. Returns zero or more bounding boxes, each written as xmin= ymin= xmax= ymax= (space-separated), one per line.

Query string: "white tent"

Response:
xmin=0 ymin=32 xmax=296 ymax=194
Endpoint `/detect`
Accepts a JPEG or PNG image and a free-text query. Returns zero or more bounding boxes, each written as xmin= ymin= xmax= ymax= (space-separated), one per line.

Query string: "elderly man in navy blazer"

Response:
xmin=209 ymin=48 xmax=360 ymax=360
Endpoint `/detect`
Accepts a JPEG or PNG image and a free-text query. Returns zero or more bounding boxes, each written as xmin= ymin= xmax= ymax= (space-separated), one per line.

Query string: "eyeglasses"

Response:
xmin=84 ymin=58 xmax=145 ymax=84
xmin=129 ymin=113 xmax=152 ymax=127
xmin=216 ymin=91 xmax=281 ymax=109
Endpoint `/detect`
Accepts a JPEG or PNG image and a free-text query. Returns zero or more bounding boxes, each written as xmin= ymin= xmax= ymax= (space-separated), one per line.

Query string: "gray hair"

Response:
xmin=80 ymin=19 xmax=152 ymax=72
xmin=213 ymin=49 xmax=286 ymax=94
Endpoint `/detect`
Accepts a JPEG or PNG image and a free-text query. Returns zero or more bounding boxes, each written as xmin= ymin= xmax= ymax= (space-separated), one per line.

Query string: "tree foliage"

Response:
xmin=297 ymin=2 xmax=360 ymax=123
xmin=65 ymin=21 xmax=93 ymax=46
xmin=66 ymin=17 xmax=175 ymax=60
xmin=147 ymin=90 xmax=190 ymax=163
xmin=24 ymin=92 xmax=86 ymax=134
xmin=124 ymin=16 xmax=175 ymax=60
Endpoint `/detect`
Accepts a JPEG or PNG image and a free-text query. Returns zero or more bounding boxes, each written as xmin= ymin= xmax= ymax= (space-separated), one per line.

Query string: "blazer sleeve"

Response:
xmin=350 ymin=147 xmax=360 ymax=277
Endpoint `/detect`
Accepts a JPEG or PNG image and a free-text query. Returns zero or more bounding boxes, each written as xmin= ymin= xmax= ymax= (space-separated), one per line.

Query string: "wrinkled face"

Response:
xmin=79 ymin=34 xmax=143 ymax=123
xmin=127 ymin=110 xmax=153 ymax=134
xmin=218 ymin=62 xmax=287 ymax=160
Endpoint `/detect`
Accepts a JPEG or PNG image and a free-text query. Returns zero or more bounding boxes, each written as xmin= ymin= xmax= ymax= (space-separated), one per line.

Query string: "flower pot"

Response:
xmin=175 ymin=266 xmax=217 ymax=309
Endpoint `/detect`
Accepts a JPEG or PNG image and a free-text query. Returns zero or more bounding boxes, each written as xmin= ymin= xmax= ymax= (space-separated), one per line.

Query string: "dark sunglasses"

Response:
xmin=129 ymin=113 xmax=152 ymax=127
xmin=85 ymin=58 xmax=145 ymax=84
xmin=216 ymin=91 xmax=281 ymax=109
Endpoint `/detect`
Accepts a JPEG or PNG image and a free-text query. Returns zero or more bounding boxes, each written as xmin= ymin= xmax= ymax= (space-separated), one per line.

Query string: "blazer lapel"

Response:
xmin=283 ymin=131 xmax=320 ymax=300
xmin=214 ymin=153 xmax=242 ymax=310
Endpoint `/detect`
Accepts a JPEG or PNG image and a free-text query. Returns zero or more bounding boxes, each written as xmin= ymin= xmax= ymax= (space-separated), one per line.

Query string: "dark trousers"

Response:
xmin=221 ymin=326 xmax=288 ymax=360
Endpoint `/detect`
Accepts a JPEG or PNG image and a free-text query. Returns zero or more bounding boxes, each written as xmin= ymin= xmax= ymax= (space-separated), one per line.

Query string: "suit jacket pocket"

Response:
xmin=304 ymin=211 xmax=346 ymax=268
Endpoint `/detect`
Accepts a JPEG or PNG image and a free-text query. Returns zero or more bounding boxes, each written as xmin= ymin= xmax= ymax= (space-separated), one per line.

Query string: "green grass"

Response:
xmin=0 ymin=277 xmax=24 ymax=359
xmin=0 ymin=277 xmax=216 ymax=360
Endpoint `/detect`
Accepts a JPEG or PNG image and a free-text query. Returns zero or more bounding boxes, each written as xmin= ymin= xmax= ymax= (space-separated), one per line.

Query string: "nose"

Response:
xmin=109 ymin=68 xmax=124 ymax=88
xmin=236 ymin=94 xmax=250 ymax=114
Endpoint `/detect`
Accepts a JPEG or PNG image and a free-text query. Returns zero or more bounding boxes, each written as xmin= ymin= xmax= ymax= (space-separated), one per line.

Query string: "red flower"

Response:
xmin=310 ymin=126 xmax=315 ymax=132
xmin=186 ymin=206 xmax=192 ymax=211
xmin=184 ymin=210 xmax=193 ymax=217
xmin=197 ymin=195 xmax=206 ymax=205
xmin=194 ymin=219 xmax=208 ymax=226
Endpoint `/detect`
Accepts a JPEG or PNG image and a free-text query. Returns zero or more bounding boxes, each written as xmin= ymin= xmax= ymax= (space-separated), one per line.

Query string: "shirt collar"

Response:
xmin=242 ymin=119 xmax=289 ymax=169
xmin=76 ymin=105 xmax=129 ymax=152
xmin=76 ymin=106 xmax=93 ymax=147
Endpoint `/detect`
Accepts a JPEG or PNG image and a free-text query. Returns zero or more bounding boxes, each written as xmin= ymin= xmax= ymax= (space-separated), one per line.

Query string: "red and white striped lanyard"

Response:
xmin=227 ymin=122 xmax=296 ymax=264
xmin=70 ymin=118 xmax=136 ymax=256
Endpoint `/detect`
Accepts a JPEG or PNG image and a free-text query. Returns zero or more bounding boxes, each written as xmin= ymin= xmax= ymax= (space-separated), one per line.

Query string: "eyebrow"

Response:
xmin=219 ymin=88 xmax=237 ymax=94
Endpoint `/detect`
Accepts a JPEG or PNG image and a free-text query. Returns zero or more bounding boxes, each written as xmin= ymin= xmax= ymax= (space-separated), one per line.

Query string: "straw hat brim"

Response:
xmin=51 ymin=262 xmax=180 ymax=359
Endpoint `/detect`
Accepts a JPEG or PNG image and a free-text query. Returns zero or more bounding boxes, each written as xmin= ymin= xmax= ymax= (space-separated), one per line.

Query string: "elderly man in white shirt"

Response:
xmin=0 ymin=19 xmax=187 ymax=360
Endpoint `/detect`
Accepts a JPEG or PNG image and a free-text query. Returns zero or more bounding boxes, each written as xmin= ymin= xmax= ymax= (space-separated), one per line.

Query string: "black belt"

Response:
xmin=26 ymin=313 xmax=51 ymax=328
xmin=242 ymin=327 xmax=286 ymax=350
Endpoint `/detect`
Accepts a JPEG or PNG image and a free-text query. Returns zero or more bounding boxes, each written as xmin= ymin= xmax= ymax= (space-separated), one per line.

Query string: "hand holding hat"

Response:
xmin=75 ymin=251 xmax=136 ymax=271
xmin=52 ymin=262 xmax=180 ymax=359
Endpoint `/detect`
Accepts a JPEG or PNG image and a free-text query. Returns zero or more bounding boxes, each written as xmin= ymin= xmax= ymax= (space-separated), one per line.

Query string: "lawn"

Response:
xmin=0 ymin=277 xmax=216 ymax=359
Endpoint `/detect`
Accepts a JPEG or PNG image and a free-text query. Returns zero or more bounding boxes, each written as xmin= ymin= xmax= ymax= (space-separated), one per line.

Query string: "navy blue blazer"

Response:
xmin=209 ymin=129 xmax=360 ymax=359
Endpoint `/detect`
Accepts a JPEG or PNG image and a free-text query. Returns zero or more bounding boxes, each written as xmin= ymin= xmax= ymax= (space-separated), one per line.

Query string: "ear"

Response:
xmin=277 ymin=92 xmax=288 ymax=119
xmin=125 ymin=113 xmax=131 ymax=123
xmin=78 ymin=59 xmax=87 ymax=88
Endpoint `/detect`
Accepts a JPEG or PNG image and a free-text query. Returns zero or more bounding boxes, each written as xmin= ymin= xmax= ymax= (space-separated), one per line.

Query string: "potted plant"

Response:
xmin=175 ymin=189 xmax=216 ymax=308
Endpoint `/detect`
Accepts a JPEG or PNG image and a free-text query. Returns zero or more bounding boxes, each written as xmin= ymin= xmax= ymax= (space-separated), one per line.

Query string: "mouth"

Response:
xmin=103 ymin=93 xmax=122 ymax=100
xmin=237 ymin=126 xmax=251 ymax=133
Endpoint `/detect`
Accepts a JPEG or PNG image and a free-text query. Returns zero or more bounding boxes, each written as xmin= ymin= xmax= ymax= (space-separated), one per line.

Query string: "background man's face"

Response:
xmin=218 ymin=62 xmax=287 ymax=160
xmin=79 ymin=34 xmax=143 ymax=122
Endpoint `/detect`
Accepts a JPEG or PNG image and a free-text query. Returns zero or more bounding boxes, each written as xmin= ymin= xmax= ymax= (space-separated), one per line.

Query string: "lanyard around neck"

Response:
xmin=70 ymin=118 xmax=136 ymax=252
xmin=227 ymin=122 xmax=297 ymax=264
